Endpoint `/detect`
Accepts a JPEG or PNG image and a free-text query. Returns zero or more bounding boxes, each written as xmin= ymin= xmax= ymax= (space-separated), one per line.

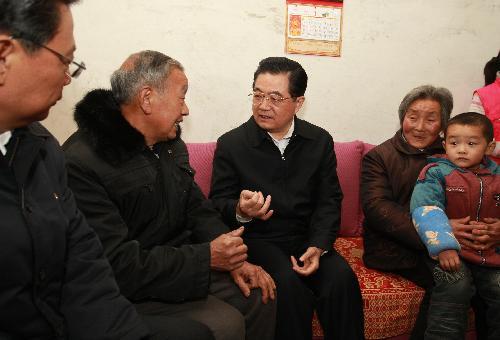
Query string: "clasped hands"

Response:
xmin=438 ymin=216 xmax=500 ymax=272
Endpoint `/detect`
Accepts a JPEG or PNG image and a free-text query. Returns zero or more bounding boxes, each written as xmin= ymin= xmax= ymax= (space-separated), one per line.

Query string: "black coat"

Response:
xmin=209 ymin=117 xmax=343 ymax=251
xmin=0 ymin=123 xmax=148 ymax=339
xmin=62 ymin=89 xmax=229 ymax=303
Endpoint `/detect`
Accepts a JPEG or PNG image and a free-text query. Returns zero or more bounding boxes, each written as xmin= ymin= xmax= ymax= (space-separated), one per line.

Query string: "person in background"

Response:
xmin=469 ymin=50 xmax=500 ymax=163
xmin=210 ymin=56 xmax=364 ymax=340
xmin=411 ymin=112 xmax=500 ymax=340
xmin=63 ymin=50 xmax=276 ymax=340
xmin=0 ymin=0 xmax=149 ymax=338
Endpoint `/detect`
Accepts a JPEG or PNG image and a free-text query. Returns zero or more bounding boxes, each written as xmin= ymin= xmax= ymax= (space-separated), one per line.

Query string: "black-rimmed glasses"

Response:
xmin=11 ymin=35 xmax=86 ymax=78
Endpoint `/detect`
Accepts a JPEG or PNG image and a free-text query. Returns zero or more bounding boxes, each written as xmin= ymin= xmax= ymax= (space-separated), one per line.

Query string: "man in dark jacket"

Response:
xmin=0 ymin=0 xmax=149 ymax=339
xmin=63 ymin=50 xmax=276 ymax=340
xmin=209 ymin=57 xmax=364 ymax=340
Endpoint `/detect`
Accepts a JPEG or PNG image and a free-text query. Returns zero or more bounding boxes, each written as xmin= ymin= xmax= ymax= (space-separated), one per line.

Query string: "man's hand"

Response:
xmin=210 ymin=227 xmax=247 ymax=271
xmin=438 ymin=249 xmax=461 ymax=271
xmin=290 ymin=247 xmax=323 ymax=276
xmin=449 ymin=216 xmax=485 ymax=251
xmin=237 ymin=190 xmax=273 ymax=221
xmin=471 ymin=217 xmax=500 ymax=250
xmin=230 ymin=261 xmax=276 ymax=304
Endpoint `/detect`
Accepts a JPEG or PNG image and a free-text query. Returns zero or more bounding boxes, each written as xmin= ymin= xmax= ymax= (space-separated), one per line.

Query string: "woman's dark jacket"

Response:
xmin=0 ymin=123 xmax=148 ymax=339
xmin=361 ymin=130 xmax=444 ymax=271
xmin=62 ymin=89 xmax=229 ymax=303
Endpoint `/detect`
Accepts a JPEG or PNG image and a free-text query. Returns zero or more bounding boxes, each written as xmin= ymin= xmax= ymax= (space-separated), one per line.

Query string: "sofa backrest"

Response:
xmin=187 ymin=141 xmax=374 ymax=237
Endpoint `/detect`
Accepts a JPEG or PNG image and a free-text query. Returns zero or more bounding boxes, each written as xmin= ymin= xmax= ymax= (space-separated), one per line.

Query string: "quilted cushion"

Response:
xmin=313 ymin=237 xmax=475 ymax=339
xmin=312 ymin=237 xmax=425 ymax=339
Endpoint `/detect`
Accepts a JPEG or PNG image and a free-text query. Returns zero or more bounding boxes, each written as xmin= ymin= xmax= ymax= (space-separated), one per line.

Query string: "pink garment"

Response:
xmin=476 ymin=78 xmax=500 ymax=163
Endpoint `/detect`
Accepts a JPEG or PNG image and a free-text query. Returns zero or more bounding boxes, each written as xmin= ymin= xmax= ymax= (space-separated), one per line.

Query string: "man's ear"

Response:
xmin=485 ymin=140 xmax=496 ymax=155
xmin=138 ymin=86 xmax=153 ymax=114
xmin=0 ymin=36 xmax=14 ymax=85
xmin=293 ymin=96 xmax=305 ymax=114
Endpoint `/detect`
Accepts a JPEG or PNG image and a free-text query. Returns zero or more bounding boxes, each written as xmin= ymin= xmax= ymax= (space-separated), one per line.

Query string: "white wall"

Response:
xmin=44 ymin=0 xmax=500 ymax=145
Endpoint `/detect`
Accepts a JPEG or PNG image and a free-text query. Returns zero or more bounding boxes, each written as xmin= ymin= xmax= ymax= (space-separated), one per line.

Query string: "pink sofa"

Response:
xmin=186 ymin=141 xmax=475 ymax=340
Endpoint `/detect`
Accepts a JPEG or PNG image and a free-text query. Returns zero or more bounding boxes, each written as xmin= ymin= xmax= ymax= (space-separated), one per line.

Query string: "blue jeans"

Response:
xmin=426 ymin=261 xmax=500 ymax=340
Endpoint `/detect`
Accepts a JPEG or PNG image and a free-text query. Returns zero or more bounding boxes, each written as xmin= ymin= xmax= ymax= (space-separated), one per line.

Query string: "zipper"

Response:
xmin=475 ymin=174 xmax=483 ymax=222
xmin=281 ymin=134 xmax=295 ymax=161
xmin=8 ymin=136 xmax=20 ymax=167
xmin=21 ymin=186 xmax=25 ymax=210
xmin=474 ymin=173 xmax=486 ymax=265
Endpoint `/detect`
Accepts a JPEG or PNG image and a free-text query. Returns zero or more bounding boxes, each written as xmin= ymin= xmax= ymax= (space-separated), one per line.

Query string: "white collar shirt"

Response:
xmin=268 ymin=119 xmax=295 ymax=155
xmin=0 ymin=130 xmax=12 ymax=156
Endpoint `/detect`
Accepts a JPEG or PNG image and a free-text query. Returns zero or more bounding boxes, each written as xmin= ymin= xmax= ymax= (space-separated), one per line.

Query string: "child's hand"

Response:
xmin=438 ymin=249 xmax=460 ymax=271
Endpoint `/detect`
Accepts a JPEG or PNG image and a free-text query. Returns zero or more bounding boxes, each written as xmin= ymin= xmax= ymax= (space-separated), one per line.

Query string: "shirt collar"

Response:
xmin=0 ymin=130 xmax=12 ymax=156
xmin=267 ymin=119 xmax=294 ymax=142
xmin=247 ymin=116 xmax=316 ymax=147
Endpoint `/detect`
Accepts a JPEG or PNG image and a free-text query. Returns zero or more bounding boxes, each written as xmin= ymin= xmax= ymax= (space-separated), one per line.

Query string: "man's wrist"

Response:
xmin=236 ymin=213 xmax=252 ymax=223
xmin=236 ymin=200 xmax=252 ymax=223
xmin=312 ymin=246 xmax=327 ymax=256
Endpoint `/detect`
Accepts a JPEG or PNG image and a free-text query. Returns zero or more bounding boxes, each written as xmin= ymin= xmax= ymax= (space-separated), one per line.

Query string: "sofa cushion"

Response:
xmin=334 ymin=141 xmax=365 ymax=236
xmin=187 ymin=141 xmax=366 ymax=236
xmin=357 ymin=143 xmax=375 ymax=228
xmin=186 ymin=142 xmax=217 ymax=198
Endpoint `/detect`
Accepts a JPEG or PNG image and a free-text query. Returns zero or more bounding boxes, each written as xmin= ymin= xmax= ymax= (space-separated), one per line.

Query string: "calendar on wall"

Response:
xmin=285 ymin=0 xmax=343 ymax=57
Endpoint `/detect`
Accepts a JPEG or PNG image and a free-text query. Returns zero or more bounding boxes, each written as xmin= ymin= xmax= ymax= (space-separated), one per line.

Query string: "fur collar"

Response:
xmin=73 ymin=89 xmax=145 ymax=163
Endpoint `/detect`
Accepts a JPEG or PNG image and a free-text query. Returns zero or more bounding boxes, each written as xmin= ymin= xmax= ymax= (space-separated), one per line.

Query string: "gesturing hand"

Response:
xmin=237 ymin=190 xmax=274 ymax=221
xmin=210 ymin=227 xmax=248 ymax=271
xmin=291 ymin=247 xmax=323 ymax=276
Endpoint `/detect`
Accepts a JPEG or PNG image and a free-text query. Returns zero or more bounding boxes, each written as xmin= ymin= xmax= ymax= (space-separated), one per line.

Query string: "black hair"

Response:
xmin=445 ymin=112 xmax=494 ymax=142
xmin=252 ymin=57 xmax=308 ymax=98
xmin=0 ymin=0 xmax=79 ymax=52
xmin=483 ymin=50 xmax=500 ymax=86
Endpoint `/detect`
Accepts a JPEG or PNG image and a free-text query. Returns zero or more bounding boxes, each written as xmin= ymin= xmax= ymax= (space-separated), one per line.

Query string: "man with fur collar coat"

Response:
xmin=62 ymin=50 xmax=276 ymax=340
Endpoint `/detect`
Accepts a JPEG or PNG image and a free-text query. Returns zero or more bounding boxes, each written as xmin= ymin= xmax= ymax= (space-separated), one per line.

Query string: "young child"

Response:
xmin=410 ymin=112 xmax=500 ymax=339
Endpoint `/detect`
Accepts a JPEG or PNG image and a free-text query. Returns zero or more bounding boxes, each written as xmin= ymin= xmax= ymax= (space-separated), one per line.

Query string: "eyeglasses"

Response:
xmin=248 ymin=92 xmax=294 ymax=106
xmin=11 ymin=35 xmax=86 ymax=78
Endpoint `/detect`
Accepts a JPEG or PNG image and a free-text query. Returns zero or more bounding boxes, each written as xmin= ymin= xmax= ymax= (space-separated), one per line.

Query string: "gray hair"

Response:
xmin=398 ymin=85 xmax=453 ymax=129
xmin=111 ymin=50 xmax=184 ymax=105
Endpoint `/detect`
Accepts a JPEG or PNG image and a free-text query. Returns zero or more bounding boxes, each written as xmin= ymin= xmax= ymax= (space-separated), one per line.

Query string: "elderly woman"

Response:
xmin=361 ymin=85 xmax=500 ymax=339
xmin=361 ymin=85 xmax=452 ymax=339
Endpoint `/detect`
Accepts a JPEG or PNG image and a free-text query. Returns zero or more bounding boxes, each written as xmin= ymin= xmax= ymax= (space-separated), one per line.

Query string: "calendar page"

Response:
xmin=286 ymin=0 xmax=343 ymax=57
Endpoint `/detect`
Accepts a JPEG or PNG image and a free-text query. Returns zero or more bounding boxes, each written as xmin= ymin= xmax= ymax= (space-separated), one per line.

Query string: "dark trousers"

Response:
xmin=142 ymin=314 xmax=215 ymax=340
xmin=245 ymin=238 xmax=364 ymax=340
xmin=425 ymin=262 xmax=500 ymax=340
xmin=136 ymin=271 xmax=276 ymax=340
xmin=394 ymin=255 xmax=489 ymax=340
